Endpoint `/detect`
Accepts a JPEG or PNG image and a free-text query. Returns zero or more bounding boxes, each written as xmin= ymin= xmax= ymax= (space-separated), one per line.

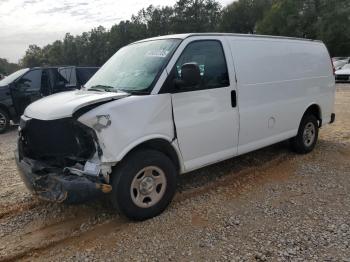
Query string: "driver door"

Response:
xmin=168 ymin=38 xmax=239 ymax=171
xmin=11 ymin=69 xmax=42 ymax=116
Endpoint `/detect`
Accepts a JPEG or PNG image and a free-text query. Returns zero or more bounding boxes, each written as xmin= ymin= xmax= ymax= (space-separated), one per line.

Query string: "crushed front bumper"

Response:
xmin=15 ymin=151 xmax=111 ymax=204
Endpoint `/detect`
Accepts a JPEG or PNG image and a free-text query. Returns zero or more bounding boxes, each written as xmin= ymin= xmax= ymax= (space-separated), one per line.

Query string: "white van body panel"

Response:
xmin=22 ymin=33 xmax=335 ymax=175
xmin=164 ymin=36 xmax=240 ymax=172
xmin=227 ymin=36 xmax=335 ymax=155
xmin=171 ymin=87 xmax=238 ymax=171
xmin=77 ymin=94 xmax=183 ymax=166
xmin=75 ymin=35 xmax=335 ymax=173
xmin=16 ymin=34 xmax=337 ymax=219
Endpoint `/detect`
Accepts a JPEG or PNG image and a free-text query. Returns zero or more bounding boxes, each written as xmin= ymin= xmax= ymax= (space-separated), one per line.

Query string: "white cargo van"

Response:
xmin=16 ymin=33 xmax=335 ymax=220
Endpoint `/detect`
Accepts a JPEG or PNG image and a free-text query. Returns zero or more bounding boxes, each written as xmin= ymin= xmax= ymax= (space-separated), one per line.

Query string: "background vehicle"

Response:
xmin=58 ymin=66 xmax=99 ymax=89
xmin=332 ymin=57 xmax=348 ymax=62
xmin=335 ymin=63 xmax=350 ymax=82
xmin=333 ymin=58 xmax=350 ymax=70
xmin=0 ymin=66 xmax=98 ymax=133
xmin=16 ymin=34 xmax=335 ymax=221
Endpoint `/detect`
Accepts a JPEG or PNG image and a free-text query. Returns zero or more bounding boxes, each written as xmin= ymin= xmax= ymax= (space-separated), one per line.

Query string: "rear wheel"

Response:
xmin=0 ymin=108 xmax=10 ymax=134
xmin=290 ymin=114 xmax=319 ymax=154
xmin=110 ymin=149 xmax=177 ymax=221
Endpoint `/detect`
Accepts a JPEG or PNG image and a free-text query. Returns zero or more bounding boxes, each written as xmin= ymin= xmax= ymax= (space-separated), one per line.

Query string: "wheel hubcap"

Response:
xmin=0 ymin=113 xmax=6 ymax=128
xmin=130 ymin=166 xmax=167 ymax=208
xmin=303 ymin=122 xmax=316 ymax=147
xmin=140 ymin=177 xmax=155 ymax=195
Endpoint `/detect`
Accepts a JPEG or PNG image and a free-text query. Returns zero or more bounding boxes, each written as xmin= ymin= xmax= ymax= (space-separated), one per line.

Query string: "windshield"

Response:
xmin=85 ymin=39 xmax=181 ymax=93
xmin=334 ymin=60 xmax=346 ymax=67
xmin=0 ymin=68 xmax=29 ymax=86
xmin=341 ymin=64 xmax=350 ymax=70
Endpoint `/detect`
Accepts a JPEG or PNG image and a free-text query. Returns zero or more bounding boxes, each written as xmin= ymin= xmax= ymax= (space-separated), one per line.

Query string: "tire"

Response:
xmin=290 ymin=114 xmax=319 ymax=154
xmin=110 ymin=149 xmax=177 ymax=221
xmin=0 ymin=108 xmax=10 ymax=134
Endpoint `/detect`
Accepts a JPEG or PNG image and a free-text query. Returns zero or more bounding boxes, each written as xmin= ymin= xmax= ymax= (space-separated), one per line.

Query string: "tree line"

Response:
xmin=0 ymin=58 xmax=20 ymax=75
xmin=3 ymin=0 xmax=350 ymax=72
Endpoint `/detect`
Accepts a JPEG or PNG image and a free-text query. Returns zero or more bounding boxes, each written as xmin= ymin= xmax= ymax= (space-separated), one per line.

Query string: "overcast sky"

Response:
xmin=0 ymin=0 xmax=233 ymax=63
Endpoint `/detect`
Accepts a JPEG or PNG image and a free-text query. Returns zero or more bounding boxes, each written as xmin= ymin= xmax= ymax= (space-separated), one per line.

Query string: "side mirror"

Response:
xmin=175 ymin=63 xmax=201 ymax=89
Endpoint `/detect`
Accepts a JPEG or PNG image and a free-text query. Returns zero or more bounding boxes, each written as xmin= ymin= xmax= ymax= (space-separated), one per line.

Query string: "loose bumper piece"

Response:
xmin=15 ymin=151 xmax=112 ymax=204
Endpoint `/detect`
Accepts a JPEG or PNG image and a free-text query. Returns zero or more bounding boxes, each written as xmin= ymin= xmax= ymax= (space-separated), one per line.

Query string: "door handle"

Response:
xmin=231 ymin=90 xmax=237 ymax=108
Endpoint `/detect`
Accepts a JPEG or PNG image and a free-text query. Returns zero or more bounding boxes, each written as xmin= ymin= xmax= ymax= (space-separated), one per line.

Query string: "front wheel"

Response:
xmin=110 ymin=149 xmax=177 ymax=221
xmin=0 ymin=108 xmax=10 ymax=134
xmin=290 ymin=114 xmax=319 ymax=154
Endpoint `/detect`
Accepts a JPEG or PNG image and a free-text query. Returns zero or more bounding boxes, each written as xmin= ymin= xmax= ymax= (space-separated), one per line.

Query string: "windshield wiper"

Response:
xmin=88 ymin=88 xmax=105 ymax=92
xmin=87 ymin=85 xmax=148 ymax=95
xmin=87 ymin=85 xmax=116 ymax=92
xmin=117 ymin=88 xmax=149 ymax=95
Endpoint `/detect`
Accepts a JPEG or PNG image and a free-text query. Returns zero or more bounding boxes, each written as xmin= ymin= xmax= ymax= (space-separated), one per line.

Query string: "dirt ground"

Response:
xmin=0 ymin=84 xmax=349 ymax=261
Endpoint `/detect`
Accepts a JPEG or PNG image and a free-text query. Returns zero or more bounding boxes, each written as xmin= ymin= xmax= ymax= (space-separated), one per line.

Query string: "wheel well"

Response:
xmin=127 ymin=139 xmax=181 ymax=172
xmin=303 ymin=104 xmax=322 ymax=127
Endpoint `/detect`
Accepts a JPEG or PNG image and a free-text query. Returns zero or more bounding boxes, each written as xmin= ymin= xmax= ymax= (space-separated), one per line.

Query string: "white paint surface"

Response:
xmin=24 ymin=33 xmax=336 ymax=174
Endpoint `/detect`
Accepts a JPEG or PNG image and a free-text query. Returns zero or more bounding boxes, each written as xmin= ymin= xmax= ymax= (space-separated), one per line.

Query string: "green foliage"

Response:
xmin=172 ymin=0 xmax=222 ymax=33
xmin=19 ymin=0 xmax=223 ymax=68
xmin=132 ymin=5 xmax=174 ymax=36
xmin=314 ymin=0 xmax=350 ymax=56
xmin=220 ymin=0 xmax=272 ymax=33
xmin=17 ymin=0 xmax=350 ymax=68
xmin=20 ymin=45 xmax=45 ymax=68
xmin=256 ymin=0 xmax=350 ymax=56
xmin=256 ymin=0 xmax=319 ymax=38
xmin=0 ymin=58 xmax=19 ymax=75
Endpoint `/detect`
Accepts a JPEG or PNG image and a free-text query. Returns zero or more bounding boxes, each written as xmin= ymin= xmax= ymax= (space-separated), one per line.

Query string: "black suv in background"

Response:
xmin=58 ymin=66 xmax=99 ymax=89
xmin=0 ymin=66 xmax=99 ymax=133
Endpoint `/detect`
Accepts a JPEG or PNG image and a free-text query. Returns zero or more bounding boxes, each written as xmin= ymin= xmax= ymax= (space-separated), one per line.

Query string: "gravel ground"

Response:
xmin=0 ymin=84 xmax=349 ymax=261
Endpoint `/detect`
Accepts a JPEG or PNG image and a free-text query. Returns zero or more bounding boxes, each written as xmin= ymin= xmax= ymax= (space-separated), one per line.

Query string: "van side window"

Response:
xmin=59 ymin=68 xmax=77 ymax=86
xmin=52 ymin=70 xmax=68 ymax=92
xmin=58 ymin=69 xmax=69 ymax=82
xmin=16 ymin=70 xmax=42 ymax=91
xmin=69 ymin=69 xmax=77 ymax=86
xmin=174 ymin=40 xmax=229 ymax=91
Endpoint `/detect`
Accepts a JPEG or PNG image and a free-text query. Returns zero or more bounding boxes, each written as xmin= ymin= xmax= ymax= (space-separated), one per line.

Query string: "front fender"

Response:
xmin=114 ymin=134 xmax=173 ymax=161
xmin=78 ymin=94 xmax=175 ymax=163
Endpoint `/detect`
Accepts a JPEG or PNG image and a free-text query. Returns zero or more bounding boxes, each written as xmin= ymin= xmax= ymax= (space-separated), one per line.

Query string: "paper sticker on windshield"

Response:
xmin=145 ymin=50 xmax=170 ymax=58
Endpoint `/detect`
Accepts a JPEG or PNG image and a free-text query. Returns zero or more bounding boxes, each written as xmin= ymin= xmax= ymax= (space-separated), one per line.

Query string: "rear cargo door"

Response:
xmin=168 ymin=37 xmax=239 ymax=171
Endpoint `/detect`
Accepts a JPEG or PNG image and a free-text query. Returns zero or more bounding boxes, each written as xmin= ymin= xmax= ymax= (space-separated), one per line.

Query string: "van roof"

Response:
xmin=30 ymin=66 xmax=99 ymax=70
xmin=30 ymin=66 xmax=59 ymax=70
xmin=135 ymin=33 xmax=322 ymax=44
xmin=58 ymin=66 xmax=100 ymax=70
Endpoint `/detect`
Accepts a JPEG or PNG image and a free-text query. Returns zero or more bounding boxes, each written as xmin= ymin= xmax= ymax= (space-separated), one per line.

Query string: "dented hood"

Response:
xmin=24 ymin=90 xmax=129 ymax=120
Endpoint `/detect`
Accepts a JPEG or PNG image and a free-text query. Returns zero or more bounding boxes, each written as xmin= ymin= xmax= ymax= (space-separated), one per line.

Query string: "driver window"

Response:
xmin=16 ymin=70 xmax=42 ymax=91
xmin=175 ymin=40 xmax=229 ymax=91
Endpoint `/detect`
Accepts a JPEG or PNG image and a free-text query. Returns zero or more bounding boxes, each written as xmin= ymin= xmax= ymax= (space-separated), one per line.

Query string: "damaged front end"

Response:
xmin=15 ymin=116 xmax=112 ymax=204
